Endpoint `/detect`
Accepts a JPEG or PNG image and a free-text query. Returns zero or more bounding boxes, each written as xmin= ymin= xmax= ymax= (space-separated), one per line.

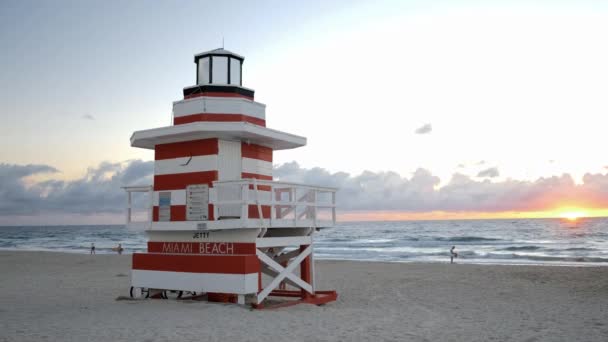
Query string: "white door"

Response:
xmin=217 ymin=140 xmax=242 ymax=218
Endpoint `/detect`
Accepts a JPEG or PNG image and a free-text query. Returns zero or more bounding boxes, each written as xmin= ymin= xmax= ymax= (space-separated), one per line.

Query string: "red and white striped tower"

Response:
xmin=124 ymin=48 xmax=337 ymax=308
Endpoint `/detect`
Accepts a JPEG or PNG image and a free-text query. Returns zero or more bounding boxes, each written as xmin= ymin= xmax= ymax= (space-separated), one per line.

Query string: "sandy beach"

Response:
xmin=0 ymin=251 xmax=607 ymax=342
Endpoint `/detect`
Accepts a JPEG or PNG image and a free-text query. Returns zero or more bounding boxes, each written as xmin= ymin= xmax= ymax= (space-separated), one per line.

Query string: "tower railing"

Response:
xmin=122 ymin=185 xmax=153 ymax=230
xmin=212 ymin=179 xmax=337 ymax=228
xmin=122 ymin=180 xmax=337 ymax=230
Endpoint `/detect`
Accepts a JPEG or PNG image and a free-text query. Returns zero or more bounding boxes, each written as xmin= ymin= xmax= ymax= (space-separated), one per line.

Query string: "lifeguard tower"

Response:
xmin=123 ymin=48 xmax=337 ymax=308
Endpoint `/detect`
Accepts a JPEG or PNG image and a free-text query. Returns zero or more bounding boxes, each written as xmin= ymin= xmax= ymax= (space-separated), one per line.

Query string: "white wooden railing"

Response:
xmin=212 ymin=179 xmax=337 ymax=228
xmin=122 ymin=185 xmax=153 ymax=230
xmin=122 ymin=180 xmax=337 ymax=230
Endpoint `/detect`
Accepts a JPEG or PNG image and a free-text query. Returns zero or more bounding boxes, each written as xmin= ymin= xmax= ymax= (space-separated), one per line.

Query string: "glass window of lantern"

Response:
xmin=197 ymin=57 xmax=210 ymax=84
xmin=230 ymin=58 xmax=241 ymax=85
xmin=212 ymin=56 xmax=228 ymax=84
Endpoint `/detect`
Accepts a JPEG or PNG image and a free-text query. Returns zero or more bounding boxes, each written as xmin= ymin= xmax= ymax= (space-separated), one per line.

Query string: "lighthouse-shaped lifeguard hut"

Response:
xmin=123 ymin=48 xmax=337 ymax=308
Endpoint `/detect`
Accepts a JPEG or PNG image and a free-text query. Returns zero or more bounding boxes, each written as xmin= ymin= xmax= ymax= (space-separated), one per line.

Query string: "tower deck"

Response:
xmin=124 ymin=178 xmax=337 ymax=231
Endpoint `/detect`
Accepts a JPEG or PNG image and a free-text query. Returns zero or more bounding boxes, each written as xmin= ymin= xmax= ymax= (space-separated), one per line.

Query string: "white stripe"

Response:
xmin=154 ymin=155 xmax=218 ymax=175
xmin=173 ymin=97 xmax=266 ymax=119
xmin=246 ymin=188 xmax=271 ymax=202
xmin=153 ymin=190 xmax=186 ymax=206
xmin=147 ymin=228 xmax=261 ymax=242
xmin=131 ymin=270 xmax=258 ymax=294
xmin=242 ymin=157 xmax=273 ymax=177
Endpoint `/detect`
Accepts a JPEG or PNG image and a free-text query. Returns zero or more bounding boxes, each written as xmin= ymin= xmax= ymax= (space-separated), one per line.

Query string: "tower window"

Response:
xmin=230 ymin=58 xmax=241 ymax=85
xmin=197 ymin=57 xmax=210 ymax=84
xmin=212 ymin=56 xmax=228 ymax=84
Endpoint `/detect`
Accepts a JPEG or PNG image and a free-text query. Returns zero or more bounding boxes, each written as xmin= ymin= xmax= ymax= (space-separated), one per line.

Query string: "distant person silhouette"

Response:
xmin=450 ymin=246 xmax=458 ymax=264
xmin=90 ymin=243 xmax=96 ymax=255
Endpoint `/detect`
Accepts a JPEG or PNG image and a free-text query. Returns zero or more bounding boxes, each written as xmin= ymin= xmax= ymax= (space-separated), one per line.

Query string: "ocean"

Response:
xmin=1 ymin=218 xmax=607 ymax=266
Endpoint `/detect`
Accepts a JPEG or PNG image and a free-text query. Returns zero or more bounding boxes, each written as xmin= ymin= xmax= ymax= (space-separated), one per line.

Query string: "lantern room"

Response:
xmin=195 ymin=48 xmax=243 ymax=86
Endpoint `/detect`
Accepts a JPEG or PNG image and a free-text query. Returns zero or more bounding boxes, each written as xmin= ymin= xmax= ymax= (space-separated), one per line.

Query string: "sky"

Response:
xmin=2 ymin=0 xmax=608 ymax=224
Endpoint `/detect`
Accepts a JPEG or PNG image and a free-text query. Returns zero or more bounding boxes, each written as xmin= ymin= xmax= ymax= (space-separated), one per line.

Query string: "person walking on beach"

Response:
xmin=450 ymin=246 xmax=458 ymax=264
xmin=90 ymin=243 xmax=95 ymax=255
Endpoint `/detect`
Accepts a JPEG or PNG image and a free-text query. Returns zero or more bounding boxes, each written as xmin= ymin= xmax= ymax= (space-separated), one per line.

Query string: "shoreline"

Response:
xmin=1 ymin=248 xmax=607 ymax=268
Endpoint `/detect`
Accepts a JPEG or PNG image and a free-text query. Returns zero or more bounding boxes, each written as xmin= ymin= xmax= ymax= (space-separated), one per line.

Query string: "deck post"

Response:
xmin=291 ymin=186 xmax=297 ymax=227
xmin=126 ymin=191 xmax=132 ymax=224
xmin=300 ymin=244 xmax=312 ymax=300
xmin=147 ymin=187 xmax=153 ymax=225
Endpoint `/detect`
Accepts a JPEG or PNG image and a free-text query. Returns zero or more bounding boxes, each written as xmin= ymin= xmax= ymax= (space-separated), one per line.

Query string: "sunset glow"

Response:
xmin=558 ymin=211 xmax=587 ymax=221
xmin=338 ymin=207 xmax=606 ymax=222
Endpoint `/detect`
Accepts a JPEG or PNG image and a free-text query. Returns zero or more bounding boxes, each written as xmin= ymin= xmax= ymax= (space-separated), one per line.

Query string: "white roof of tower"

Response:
xmin=194 ymin=48 xmax=244 ymax=60
xmin=130 ymin=122 xmax=306 ymax=150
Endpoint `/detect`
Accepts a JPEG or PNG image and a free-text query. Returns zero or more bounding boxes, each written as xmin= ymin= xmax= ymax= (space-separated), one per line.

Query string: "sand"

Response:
xmin=1 ymin=251 xmax=607 ymax=342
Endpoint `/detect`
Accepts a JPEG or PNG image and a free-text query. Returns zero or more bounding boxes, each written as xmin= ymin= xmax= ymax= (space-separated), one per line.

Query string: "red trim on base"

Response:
xmin=132 ymin=253 xmax=260 ymax=274
xmin=207 ymin=293 xmax=238 ymax=303
xmin=252 ymin=290 xmax=338 ymax=310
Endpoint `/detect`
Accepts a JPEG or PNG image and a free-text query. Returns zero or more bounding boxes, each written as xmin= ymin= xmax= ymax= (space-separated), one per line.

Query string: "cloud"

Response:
xmin=414 ymin=123 xmax=432 ymax=134
xmin=0 ymin=164 xmax=59 ymax=216
xmin=0 ymin=161 xmax=153 ymax=216
xmin=275 ymin=162 xmax=608 ymax=213
xmin=3 ymin=160 xmax=608 ymax=223
xmin=82 ymin=114 xmax=95 ymax=120
xmin=477 ymin=167 xmax=499 ymax=178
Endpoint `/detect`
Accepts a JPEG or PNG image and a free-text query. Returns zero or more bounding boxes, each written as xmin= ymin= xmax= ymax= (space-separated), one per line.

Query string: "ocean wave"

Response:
xmin=564 ymin=247 xmax=596 ymax=251
xmin=437 ymin=236 xmax=501 ymax=242
xmin=463 ymin=251 xmax=608 ymax=263
xmin=502 ymin=246 xmax=542 ymax=251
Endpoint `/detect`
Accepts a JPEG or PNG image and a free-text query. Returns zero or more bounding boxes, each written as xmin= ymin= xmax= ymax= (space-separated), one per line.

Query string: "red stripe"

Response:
xmin=243 ymin=173 xmax=272 ymax=191
xmin=132 ymin=253 xmax=260 ymax=274
xmin=155 ymin=139 xmax=218 ymax=160
xmin=172 ymin=205 xmax=186 ymax=220
xmin=148 ymin=242 xmax=256 ymax=255
xmin=184 ymin=92 xmax=254 ymax=100
xmin=152 ymin=206 xmax=159 ymax=221
xmin=152 ymin=205 xmax=186 ymax=222
xmin=242 ymin=143 xmax=273 ymax=162
xmin=152 ymin=204 xmax=215 ymax=222
xmin=242 ymin=173 xmax=272 ymax=180
xmin=174 ymin=114 xmax=266 ymax=127
xmin=154 ymin=171 xmax=217 ymax=191
xmin=248 ymin=205 xmax=271 ymax=219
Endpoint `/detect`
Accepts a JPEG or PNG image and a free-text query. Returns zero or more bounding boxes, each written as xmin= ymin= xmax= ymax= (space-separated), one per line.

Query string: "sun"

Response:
xmin=559 ymin=211 xmax=586 ymax=221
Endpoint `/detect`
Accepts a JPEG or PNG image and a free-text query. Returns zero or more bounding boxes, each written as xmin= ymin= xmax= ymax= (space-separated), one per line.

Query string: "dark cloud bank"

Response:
xmin=2 ymin=161 xmax=608 ymax=221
